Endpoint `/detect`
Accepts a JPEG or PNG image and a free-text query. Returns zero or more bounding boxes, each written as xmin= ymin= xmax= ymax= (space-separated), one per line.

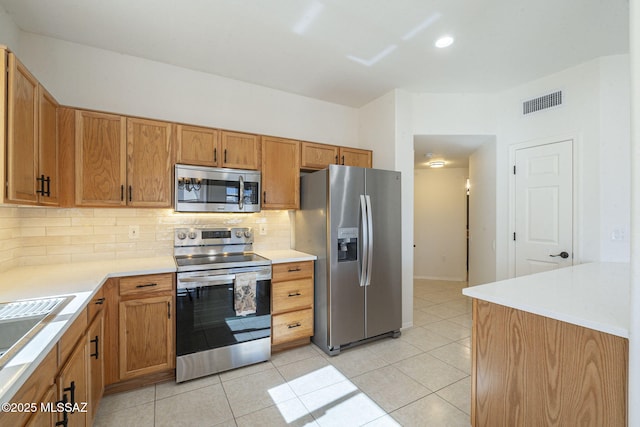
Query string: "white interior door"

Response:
xmin=514 ymin=140 xmax=573 ymax=276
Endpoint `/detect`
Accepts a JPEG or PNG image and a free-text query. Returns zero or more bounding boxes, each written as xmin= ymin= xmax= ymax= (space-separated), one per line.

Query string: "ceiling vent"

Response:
xmin=522 ymin=91 xmax=563 ymax=115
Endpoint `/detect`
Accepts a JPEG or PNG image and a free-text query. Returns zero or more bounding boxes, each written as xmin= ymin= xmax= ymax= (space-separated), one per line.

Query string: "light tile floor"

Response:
xmin=94 ymin=279 xmax=471 ymax=427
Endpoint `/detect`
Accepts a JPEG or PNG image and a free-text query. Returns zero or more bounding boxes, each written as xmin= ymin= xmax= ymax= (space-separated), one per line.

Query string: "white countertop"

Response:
xmin=257 ymin=249 xmax=317 ymax=264
xmin=462 ymin=262 xmax=630 ymax=338
xmin=0 ymin=256 xmax=176 ymax=404
xmin=0 ymin=250 xmax=315 ymax=403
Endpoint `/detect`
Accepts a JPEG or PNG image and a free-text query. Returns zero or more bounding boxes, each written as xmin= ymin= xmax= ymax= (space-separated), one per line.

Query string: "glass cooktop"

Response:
xmin=174 ymin=253 xmax=270 ymax=272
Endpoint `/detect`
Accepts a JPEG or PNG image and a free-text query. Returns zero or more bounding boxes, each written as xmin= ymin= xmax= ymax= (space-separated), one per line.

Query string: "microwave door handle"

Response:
xmin=239 ymin=176 xmax=244 ymax=210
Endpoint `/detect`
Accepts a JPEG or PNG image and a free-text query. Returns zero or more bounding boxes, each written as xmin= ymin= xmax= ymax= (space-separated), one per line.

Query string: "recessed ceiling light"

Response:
xmin=435 ymin=35 xmax=454 ymax=48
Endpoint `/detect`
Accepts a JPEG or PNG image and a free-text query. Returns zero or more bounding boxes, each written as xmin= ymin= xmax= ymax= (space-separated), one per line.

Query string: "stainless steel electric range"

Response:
xmin=173 ymin=227 xmax=271 ymax=383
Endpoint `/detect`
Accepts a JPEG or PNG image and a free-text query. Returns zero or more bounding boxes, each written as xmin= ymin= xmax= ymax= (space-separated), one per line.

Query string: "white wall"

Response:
xmin=0 ymin=5 xmax=19 ymax=52
xmin=599 ymin=55 xmax=631 ymax=261
xmin=414 ymin=168 xmax=468 ymax=281
xmin=359 ymin=89 xmax=414 ymax=329
xmin=15 ymin=33 xmax=360 ymax=147
xmin=412 ymin=93 xmax=498 ymax=135
xmin=496 ymin=55 xmax=631 ymax=278
xmin=468 ymin=139 xmax=497 ymax=285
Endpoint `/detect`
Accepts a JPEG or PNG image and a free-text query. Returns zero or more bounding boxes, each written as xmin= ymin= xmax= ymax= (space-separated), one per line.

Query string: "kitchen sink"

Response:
xmin=0 ymin=296 xmax=73 ymax=367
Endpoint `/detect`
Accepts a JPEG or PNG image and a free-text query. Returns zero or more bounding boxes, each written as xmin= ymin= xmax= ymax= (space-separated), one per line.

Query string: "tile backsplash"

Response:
xmin=0 ymin=206 xmax=293 ymax=273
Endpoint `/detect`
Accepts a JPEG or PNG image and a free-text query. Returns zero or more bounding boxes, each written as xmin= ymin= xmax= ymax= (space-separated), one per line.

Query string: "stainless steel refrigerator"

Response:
xmin=294 ymin=165 xmax=402 ymax=355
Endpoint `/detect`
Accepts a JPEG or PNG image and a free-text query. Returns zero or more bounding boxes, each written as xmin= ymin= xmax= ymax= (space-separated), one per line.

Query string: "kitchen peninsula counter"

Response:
xmin=463 ymin=262 xmax=629 ymax=426
xmin=0 ymin=256 xmax=176 ymax=404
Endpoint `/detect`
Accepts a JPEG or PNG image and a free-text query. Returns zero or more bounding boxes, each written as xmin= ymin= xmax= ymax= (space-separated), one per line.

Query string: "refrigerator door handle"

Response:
xmin=365 ymin=195 xmax=374 ymax=286
xmin=360 ymin=195 xmax=369 ymax=287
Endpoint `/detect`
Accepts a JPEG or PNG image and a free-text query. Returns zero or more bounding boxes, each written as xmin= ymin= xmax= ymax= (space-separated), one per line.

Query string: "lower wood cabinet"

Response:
xmin=271 ymin=261 xmax=314 ymax=349
xmin=0 ymin=272 xmax=175 ymax=427
xmin=110 ymin=273 xmax=175 ymax=386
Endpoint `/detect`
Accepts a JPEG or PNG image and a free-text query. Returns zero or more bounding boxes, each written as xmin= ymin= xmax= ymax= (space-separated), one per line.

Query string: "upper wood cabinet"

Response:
xmin=5 ymin=52 xmax=62 ymax=206
xmin=75 ymin=111 xmax=173 ymax=207
xmin=220 ymin=130 xmax=260 ymax=170
xmin=340 ymin=147 xmax=372 ymax=168
xmin=261 ymin=136 xmax=300 ymax=209
xmin=300 ymin=141 xmax=339 ymax=170
xmin=301 ymin=141 xmax=373 ymax=170
xmin=127 ymin=118 xmax=173 ymax=207
xmin=176 ymin=124 xmax=220 ymax=167
xmin=76 ymin=110 xmax=127 ymax=206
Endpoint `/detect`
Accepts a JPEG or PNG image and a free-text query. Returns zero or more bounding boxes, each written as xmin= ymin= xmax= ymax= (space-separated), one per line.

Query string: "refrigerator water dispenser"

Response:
xmin=337 ymin=227 xmax=358 ymax=262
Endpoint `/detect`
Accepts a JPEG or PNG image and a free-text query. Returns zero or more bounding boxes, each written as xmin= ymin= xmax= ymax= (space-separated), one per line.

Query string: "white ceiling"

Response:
xmin=0 ymin=0 xmax=629 ymax=169
xmin=0 ymin=0 xmax=629 ymax=109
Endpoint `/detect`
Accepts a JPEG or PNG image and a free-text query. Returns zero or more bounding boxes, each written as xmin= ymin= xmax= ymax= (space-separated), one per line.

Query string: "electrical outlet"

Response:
xmin=259 ymin=224 xmax=267 ymax=235
xmin=128 ymin=225 xmax=140 ymax=239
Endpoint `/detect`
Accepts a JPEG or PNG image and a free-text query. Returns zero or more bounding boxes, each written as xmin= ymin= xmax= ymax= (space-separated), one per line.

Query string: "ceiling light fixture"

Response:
xmin=435 ymin=35 xmax=454 ymax=48
xmin=429 ymin=161 xmax=445 ymax=168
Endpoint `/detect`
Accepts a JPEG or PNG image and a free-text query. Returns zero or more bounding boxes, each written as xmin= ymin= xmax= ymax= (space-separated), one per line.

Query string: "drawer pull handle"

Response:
xmin=90 ymin=336 xmax=99 ymax=359
xmin=95 ymin=297 xmax=105 ymax=305
xmin=287 ymin=267 xmax=301 ymax=272
xmin=136 ymin=283 xmax=158 ymax=288
xmin=288 ymin=292 xmax=301 ymax=297
xmin=288 ymin=322 xmax=302 ymax=329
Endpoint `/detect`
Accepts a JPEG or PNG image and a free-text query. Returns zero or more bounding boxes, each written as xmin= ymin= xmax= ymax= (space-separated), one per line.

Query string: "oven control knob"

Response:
xmin=235 ymin=230 xmax=243 ymax=238
xmin=188 ymin=231 xmax=197 ymax=239
xmin=244 ymin=230 xmax=252 ymax=238
xmin=177 ymin=232 xmax=187 ymax=240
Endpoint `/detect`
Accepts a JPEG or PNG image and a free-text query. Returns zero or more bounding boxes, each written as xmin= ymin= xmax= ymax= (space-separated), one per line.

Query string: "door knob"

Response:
xmin=550 ymin=251 xmax=569 ymax=259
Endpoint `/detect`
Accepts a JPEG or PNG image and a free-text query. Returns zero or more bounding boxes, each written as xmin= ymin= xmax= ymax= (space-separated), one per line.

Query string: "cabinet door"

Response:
xmin=57 ymin=335 xmax=88 ymax=427
xmin=127 ymin=118 xmax=173 ymax=207
xmin=75 ymin=110 xmax=127 ymax=206
xmin=261 ymin=136 xmax=300 ymax=209
xmin=119 ymin=295 xmax=174 ymax=380
xmin=6 ymin=53 xmax=39 ymax=204
xmin=220 ymin=131 xmax=260 ymax=170
xmin=87 ymin=312 xmax=104 ymax=424
xmin=177 ymin=125 xmax=220 ymax=167
xmin=25 ymin=384 xmax=57 ymax=427
xmin=339 ymin=147 xmax=372 ymax=168
xmin=38 ymin=85 xmax=59 ymax=206
xmin=300 ymin=141 xmax=338 ymax=170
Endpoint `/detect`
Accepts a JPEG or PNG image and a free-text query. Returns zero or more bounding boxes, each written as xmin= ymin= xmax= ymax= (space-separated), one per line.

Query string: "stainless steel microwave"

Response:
xmin=174 ymin=164 xmax=261 ymax=213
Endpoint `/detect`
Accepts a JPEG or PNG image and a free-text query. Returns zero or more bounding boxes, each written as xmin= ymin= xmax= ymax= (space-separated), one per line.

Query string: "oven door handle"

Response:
xmin=178 ymin=275 xmax=236 ymax=287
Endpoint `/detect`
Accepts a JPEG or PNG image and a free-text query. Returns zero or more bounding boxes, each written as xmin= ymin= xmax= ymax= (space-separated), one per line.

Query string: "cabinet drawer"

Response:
xmin=272 ymin=278 xmax=313 ymax=314
xmin=87 ymin=285 xmax=106 ymax=322
xmin=272 ymin=308 xmax=313 ymax=345
xmin=119 ymin=273 xmax=173 ymax=297
xmin=58 ymin=307 xmax=87 ymax=366
xmin=272 ymin=261 xmax=313 ymax=281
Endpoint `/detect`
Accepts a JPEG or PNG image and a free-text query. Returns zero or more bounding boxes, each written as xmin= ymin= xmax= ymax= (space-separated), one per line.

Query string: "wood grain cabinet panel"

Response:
xmin=126 ymin=118 xmax=173 ymax=207
xmin=220 ymin=130 xmax=260 ymax=170
xmin=300 ymin=141 xmax=339 ymax=170
xmin=271 ymin=261 xmax=314 ymax=349
xmin=87 ymin=311 xmax=104 ymax=424
xmin=261 ymin=136 xmax=300 ymax=209
xmin=75 ymin=110 xmax=127 ymax=206
xmin=177 ymin=124 xmax=220 ymax=167
xmin=5 ymin=49 xmax=67 ymax=207
xmin=57 ymin=334 xmax=89 ymax=427
xmin=339 ymin=147 xmax=372 ymax=168
xmin=471 ymin=299 xmax=628 ymax=427
xmin=119 ymin=295 xmax=174 ymax=380
xmin=37 ymin=86 xmax=60 ymax=206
